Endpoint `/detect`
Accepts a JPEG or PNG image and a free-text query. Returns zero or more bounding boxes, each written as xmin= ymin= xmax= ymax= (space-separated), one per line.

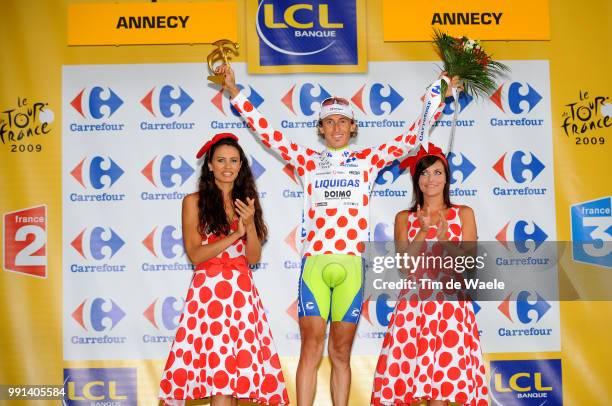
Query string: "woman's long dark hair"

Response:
xmin=409 ymin=155 xmax=452 ymax=212
xmin=198 ymin=138 xmax=268 ymax=241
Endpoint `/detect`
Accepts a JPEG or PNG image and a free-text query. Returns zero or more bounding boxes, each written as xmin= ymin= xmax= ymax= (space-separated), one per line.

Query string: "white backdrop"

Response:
xmin=62 ymin=61 xmax=559 ymax=361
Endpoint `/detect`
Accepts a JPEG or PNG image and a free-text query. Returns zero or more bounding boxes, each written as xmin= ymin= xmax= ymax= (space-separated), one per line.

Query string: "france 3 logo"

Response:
xmin=71 ymin=297 xmax=126 ymax=332
xmin=71 ymin=227 xmax=125 ymax=260
xmin=69 ymin=156 xmax=126 ymax=202
xmin=141 ymin=155 xmax=194 ymax=188
xmin=570 ymin=196 xmax=611 ymax=268
xmin=69 ymin=86 xmax=126 ymax=132
xmin=489 ymin=359 xmax=562 ymax=406
xmin=140 ymin=85 xmax=196 ymax=131
xmin=492 ymin=151 xmax=548 ymax=197
xmin=2 ymin=205 xmax=47 ymax=278
xmin=63 ymin=367 xmax=136 ymax=405
xmin=489 ymin=81 xmax=545 ymax=127
xmin=255 ymin=0 xmax=359 ymax=66
xmin=142 ymin=225 xmax=184 ymax=259
xmin=448 ymin=152 xmax=477 ymax=198
xmin=143 ymin=296 xmax=184 ymax=331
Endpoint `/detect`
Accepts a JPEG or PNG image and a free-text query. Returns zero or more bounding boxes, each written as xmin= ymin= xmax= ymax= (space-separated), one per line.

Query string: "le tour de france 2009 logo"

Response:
xmin=0 ymin=97 xmax=54 ymax=152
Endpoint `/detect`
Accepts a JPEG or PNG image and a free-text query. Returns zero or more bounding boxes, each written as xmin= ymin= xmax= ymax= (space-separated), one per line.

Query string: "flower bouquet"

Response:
xmin=433 ymin=30 xmax=509 ymax=99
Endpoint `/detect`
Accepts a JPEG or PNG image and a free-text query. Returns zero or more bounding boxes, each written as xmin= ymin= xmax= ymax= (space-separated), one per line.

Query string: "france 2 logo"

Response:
xmin=142 ymin=225 xmax=184 ymax=259
xmin=570 ymin=196 xmax=611 ymax=268
xmin=140 ymin=85 xmax=193 ymax=118
xmin=493 ymin=151 xmax=545 ymax=184
xmin=70 ymin=86 xmax=123 ymax=119
xmin=3 ymin=205 xmax=47 ymax=278
xmin=143 ymin=296 xmax=184 ymax=330
xmin=490 ymin=81 xmax=543 ymax=114
xmin=72 ymin=297 xmax=126 ymax=332
xmin=71 ymin=156 xmax=124 ymax=189
xmin=71 ymin=227 xmax=125 ymax=260
xmin=141 ymin=155 xmax=194 ymax=188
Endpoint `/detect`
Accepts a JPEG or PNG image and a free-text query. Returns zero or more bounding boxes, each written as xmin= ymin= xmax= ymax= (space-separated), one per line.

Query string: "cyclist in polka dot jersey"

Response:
xmin=217 ymin=65 xmax=460 ymax=406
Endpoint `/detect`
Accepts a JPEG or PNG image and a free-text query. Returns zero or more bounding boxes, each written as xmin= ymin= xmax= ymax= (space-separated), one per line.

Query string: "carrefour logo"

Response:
xmin=489 ymin=359 xmax=562 ymax=406
xmin=351 ymin=83 xmax=404 ymax=116
xmin=448 ymin=152 xmax=476 ymax=184
xmin=359 ymin=294 xmax=394 ymax=334
xmin=498 ymin=291 xmax=550 ymax=324
xmin=70 ymin=86 xmax=123 ymax=119
xmin=71 ymin=227 xmax=125 ymax=260
xmin=140 ymin=85 xmax=193 ymax=118
xmin=256 ymin=0 xmax=358 ymax=66
xmin=490 ymin=82 xmax=545 ymax=127
xmin=496 ymin=220 xmax=548 ymax=253
xmin=70 ymin=156 xmax=124 ymax=190
xmin=282 ymin=83 xmax=331 ymax=116
xmin=71 ymin=298 xmax=126 ymax=332
xmin=143 ymin=296 xmax=184 ymax=331
xmin=69 ymin=86 xmax=126 ymax=132
xmin=69 ymin=157 xmax=126 ymax=202
xmin=139 ymin=85 xmax=196 ymax=131
xmin=570 ymin=196 xmax=611 ymax=268
xmin=497 ymin=291 xmax=553 ymax=338
xmin=212 ymin=84 xmax=264 ymax=117
xmin=142 ymin=226 xmax=184 ymax=259
xmin=448 ymin=152 xmax=477 ymax=198
xmin=492 ymin=151 xmax=548 ymax=197
xmin=141 ymin=155 xmax=194 ymax=188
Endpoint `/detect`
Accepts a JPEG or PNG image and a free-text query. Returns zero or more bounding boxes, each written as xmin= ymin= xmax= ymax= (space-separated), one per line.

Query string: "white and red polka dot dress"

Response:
xmin=231 ymin=92 xmax=445 ymax=258
xmin=159 ymin=223 xmax=289 ymax=405
xmin=371 ymin=206 xmax=489 ymax=405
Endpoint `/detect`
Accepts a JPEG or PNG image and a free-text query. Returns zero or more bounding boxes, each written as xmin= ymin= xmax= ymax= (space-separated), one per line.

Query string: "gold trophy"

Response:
xmin=207 ymin=39 xmax=240 ymax=85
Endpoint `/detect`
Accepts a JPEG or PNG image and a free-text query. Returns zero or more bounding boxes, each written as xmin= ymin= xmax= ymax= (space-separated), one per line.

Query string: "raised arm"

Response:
xmin=218 ymin=65 xmax=313 ymax=178
xmin=363 ymin=76 xmax=461 ymax=175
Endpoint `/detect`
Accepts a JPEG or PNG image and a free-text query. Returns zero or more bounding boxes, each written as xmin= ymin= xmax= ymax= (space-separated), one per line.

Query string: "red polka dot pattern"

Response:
xmin=229 ymin=91 xmax=445 ymax=257
xmin=371 ymin=207 xmax=488 ymax=405
xmin=159 ymin=225 xmax=288 ymax=404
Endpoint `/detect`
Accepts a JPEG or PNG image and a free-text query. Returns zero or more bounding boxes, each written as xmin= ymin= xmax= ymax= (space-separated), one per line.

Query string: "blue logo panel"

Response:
xmin=571 ymin=196 xmax=612 ymax=267
xmin=63 ymin=368 xmax=137 ymax=405
xmin=257 ymin=0 xmax=358 ymax=66
xmin=489 ymin=359 xmax=562 ymax=406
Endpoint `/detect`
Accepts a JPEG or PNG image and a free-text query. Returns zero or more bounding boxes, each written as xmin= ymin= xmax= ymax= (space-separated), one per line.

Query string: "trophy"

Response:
xmin=207 ymin=39 xmax=240 ymax=85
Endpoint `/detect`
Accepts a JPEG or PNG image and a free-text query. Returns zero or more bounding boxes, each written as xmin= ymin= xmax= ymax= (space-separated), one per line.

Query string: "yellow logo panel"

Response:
xmin=68 ymin=2 xmax=238 ymax=46
xmin=383 ymin=0 xmax=550 ymax=41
